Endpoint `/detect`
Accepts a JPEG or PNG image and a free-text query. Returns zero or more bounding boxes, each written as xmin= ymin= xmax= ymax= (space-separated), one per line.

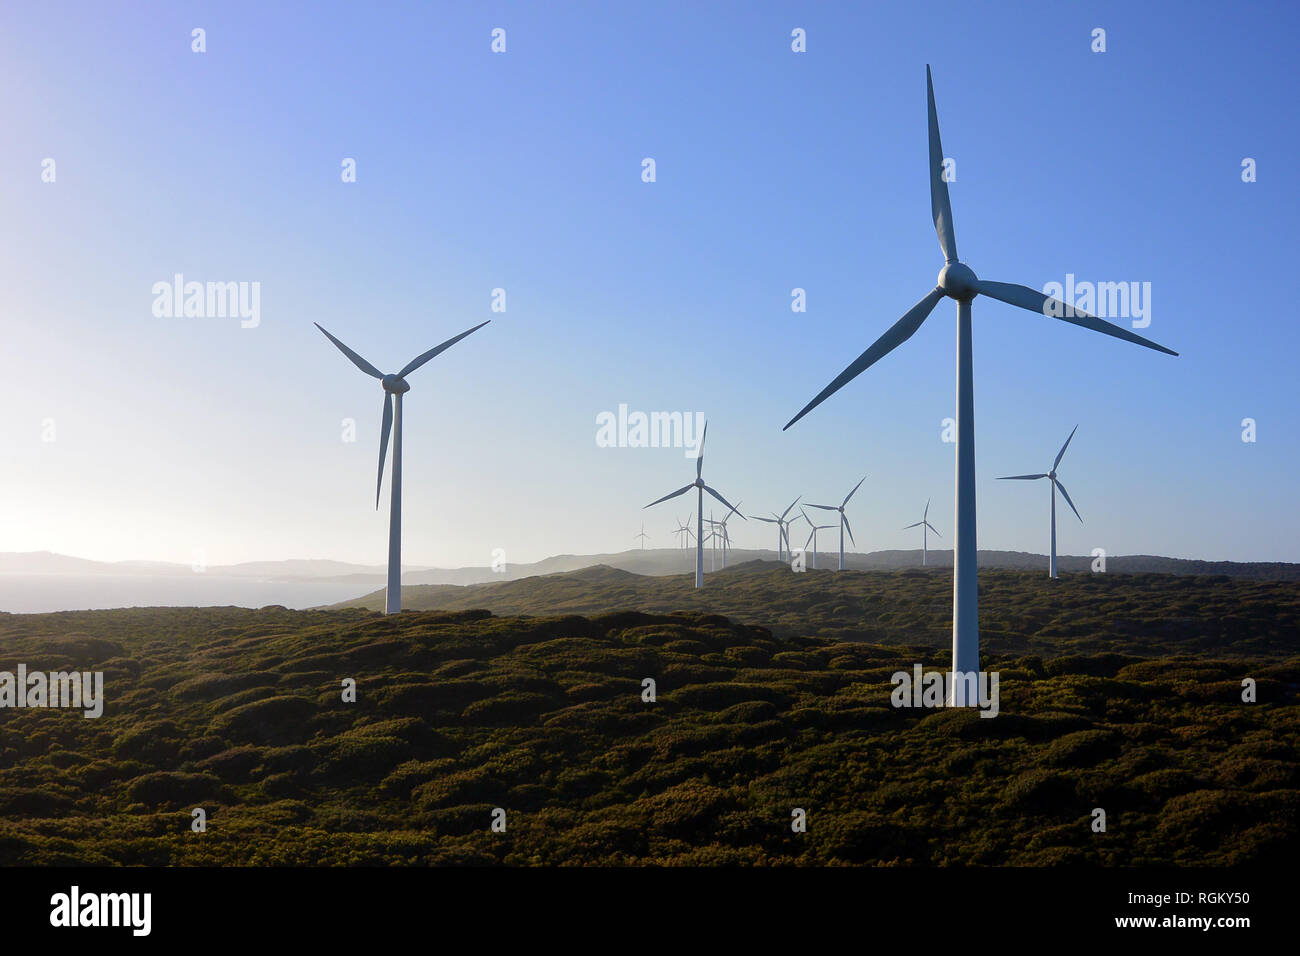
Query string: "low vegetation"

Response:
xmin=0 ymin=567 xmax=1295 ymax=865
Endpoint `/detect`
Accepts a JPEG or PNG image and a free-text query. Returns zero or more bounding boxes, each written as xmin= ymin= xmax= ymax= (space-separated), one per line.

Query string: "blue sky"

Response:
xmin=1 ymin=0 xmax=1296 ymax=567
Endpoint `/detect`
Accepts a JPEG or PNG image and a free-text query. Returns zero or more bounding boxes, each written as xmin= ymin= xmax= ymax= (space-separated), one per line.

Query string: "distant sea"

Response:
xmin=0 ymin=574 xmax=375 ymax=614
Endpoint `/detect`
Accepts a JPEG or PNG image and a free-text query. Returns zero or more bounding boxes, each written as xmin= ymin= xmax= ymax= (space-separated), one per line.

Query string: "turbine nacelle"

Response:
xmin=381 ymin=374 xmax=411 ymax=394
xmin=938 ymin=261 xmax=979 ymax=301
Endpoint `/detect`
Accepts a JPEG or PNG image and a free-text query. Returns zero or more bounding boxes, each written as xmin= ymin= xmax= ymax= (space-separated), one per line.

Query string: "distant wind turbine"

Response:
xmin=634 ymin=522 xmax=650 ymax=550
xmin=782 ymin=65 xmax=1177 ymax=704
xmin=644 ymin=423 xmax=745 ymax=587
xmin=314 ymin=320 xmax=489 ymax=615
xmin=716 ymin=501 xmax=742 ymax=568
xmin=806 ymin=476 xmax=866 ymax=570
xmin=672 ymin=514 xmax=696 ymax=551
xmin=903 ymin=498 xmax=942 ymax=566
xmin=749 ymin=496 xmax=801 ymax=561
xmin=800 ymin=508 xmax=835 ymax=569
xmin=999 ymin=425 xmax=1082 ymax=579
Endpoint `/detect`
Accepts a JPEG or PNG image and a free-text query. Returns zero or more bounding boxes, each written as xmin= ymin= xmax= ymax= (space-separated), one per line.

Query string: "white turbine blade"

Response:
xmin=315 ymin=323 xmax=383 ymax=379
xmin=784 ymin=287 xmax=946 ymax=430
xmin=703 ymin=485 xmax=743 ymax=518
xmin=842 ymin=513 xmax=856 ymax=546
xmin=806 ymin=503 xmax=838 ymax=511
xmin=1055 ymin=480 xmax=1083 ymax=522
xmin=375 ymin=392 xmax=393 ymax=509
xmin=924 ymin=497 xmax=930 ymax=520
xmin=781 ymin=496 xmax=802 ymax=520
xmin=645 ymin=483 xmax=694 ymax=508
xmin=842 ymin=475 xmax=867 ymax=507
xmin=1054 ymin=424 xmax=1079 ymax=471
xmin=398 ymin=320 xmax=490 ymax=378
xmin=925 ymin=521 xmax=942 ymax=537
xmin=902 ymin=521 xmax=924 ymax=529
xmin=804 ymin=528 xmax=815 ymax=550
xmin=974 ymin=279 xmax=1178 ymax=356
xmin=927 ymin=65 xmax=958 ymax=263
xmin=750 ymin=515 xmax=778 ymax=524
xmin=998 ymin=473 xmax=1049 ymax=480
xmin=696 ymin=422 xmax=708 ymax=479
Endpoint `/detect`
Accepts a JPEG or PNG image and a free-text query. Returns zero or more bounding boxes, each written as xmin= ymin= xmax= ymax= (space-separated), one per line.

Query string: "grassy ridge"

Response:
xmin=0 ymin=568 xmax=1297 ymax=866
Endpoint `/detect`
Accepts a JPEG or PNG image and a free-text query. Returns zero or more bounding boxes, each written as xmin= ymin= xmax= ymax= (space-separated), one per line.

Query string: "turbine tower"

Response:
xmin=716 ymin=502 xmax=742 ymax=568
xmin=903 ymin=498 xmax=942 ymax=566
xmin=315 ymin=320 xmax=489 ymax=615
xmin=634 ymin=522 xmax=650 ymax=550
xmin=806 ymin=476 xmax=866 ymax=570
xmin=644 ymin=423 xmax=744 ymax=587
xmin=782 ymin=66 xmax=1177 ymax=705
xmin=999 ymin=425 xmax=1083 ymax=578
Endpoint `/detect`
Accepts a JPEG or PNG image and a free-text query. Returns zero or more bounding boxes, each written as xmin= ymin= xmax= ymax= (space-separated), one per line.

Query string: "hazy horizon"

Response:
xmin=3 ymin=1 xmax=1297 ymax=569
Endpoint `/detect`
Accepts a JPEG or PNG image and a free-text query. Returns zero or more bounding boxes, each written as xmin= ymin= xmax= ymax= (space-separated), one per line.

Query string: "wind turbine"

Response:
xmin=903 ymin=498 xmax=942 ymax=567
xmin=999 ymin=425 xmax=1082 ymax=579
xmin=749 ymin=496 xmax=801 ymax=561
xmin=314 ymin=320 xmax=490 ymax=615
xmin=672 ymin=514 xmax=696 ymax=551
xmin=806 ymin=476 xmax=866 ymax=570
xmin=782 ymin=65 xmax=1177 ymax=704
xmin=634 ymin=522 xmax=650 ymax=550
xmin=800 ymin=508 xmax=835 ymax=569
xmin=644 ymin=422 xmax=745 ymax=587
xmin=716 ymin=501 xmax=742 ymax=568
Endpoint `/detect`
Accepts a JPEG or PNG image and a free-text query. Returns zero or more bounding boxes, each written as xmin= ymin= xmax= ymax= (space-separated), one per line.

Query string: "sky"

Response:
xmin=1 ymin=0 xmax=1296 ymax=568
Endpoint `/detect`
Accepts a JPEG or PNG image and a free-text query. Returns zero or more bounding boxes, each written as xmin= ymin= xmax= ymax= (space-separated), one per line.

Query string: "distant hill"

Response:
xmin=332 ymin=561 xmax=1300 ymax=660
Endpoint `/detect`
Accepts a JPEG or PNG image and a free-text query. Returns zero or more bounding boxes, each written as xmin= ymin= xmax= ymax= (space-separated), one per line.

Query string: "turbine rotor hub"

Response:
xmin=938 ymin=261 xmax=979 ymax=301
xmin=381 ymin=374 xmax=411 ymax=393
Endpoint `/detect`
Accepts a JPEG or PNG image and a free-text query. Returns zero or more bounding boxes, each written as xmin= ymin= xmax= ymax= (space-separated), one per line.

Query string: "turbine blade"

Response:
xmin=696 ymin=422 xmax=708 ymax=479
xmin=842 ymin=475 xmax=867 ymax=507
xmin=927 ymin=65 xmax=958 ymax=262
xmin=804 ymin=528 xmax=815 ymax=550
xmin=1054 ymin=424 xmax=1079 ymax=471
xmin=975 ymin=279 xmax=1178 ymax=356
xmin=902 ymin=521 xmax=923 ymax=529
xmin=783 ymin=287 xmax=946 ymax=430
xmin=998 ymin=473 xmax=1049 ymax=480
xmin=645 ymin=483 xmax=694 ymax=508
xmin=842 ymin=513 xmax=856 ymax=546
xmin=375 ymin=392 xmax=393 ymax=509
xmin=806 ymin=503 xmax=838 ymax=511
xmin=315 ymin=323 xmax=383 ymax=379
xmin=1055 ymin=480 xmax=1082 ymax=522
xmin=704 ymin=485 xmax=743 ymax=517
xmin=925 ymin=521 xmax=941 ymax=537
xmin=781 ymin=496 xmax=802 ymax=519
xmin=398 ymin=320 xmax=490 ymax=378
xmin=924 ymin=497 xmax=930 ymax=520
xmin=750 ymin=515 xmax=777 ymax=524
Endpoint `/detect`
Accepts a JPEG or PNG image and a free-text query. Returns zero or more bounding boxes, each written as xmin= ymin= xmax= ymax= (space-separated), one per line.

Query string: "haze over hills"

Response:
xmin=3 ymin=547 xmax=1299 ymax=613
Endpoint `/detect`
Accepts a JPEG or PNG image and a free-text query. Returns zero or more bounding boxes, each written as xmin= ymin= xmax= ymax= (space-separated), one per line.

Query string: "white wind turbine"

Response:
xmin=716 ymin=501 xmax=742 ymax=568
xmin=903 ymin=498 xmax=942 ymax=567
xmin=806 ymin=476 xmax=866 ymax=570
xmin=315 ymin=320 xmax=489 ymax=615
xmin=644 ymin=423 xmax=744 ymax=587
xmin=782 ymin=65 xmax=1177 ymax=704
xmin=634 ymin=522 xmax=650 ymax=550
xmin=672 ymin=514 xmax=696 ymax=551
xmin=800 ymin=508 xmax=836 ymax=569
xmin=749 ymin=496 xmax=801 ymax=561
xmin=999 ymin=425 xmax=1082 ymax=579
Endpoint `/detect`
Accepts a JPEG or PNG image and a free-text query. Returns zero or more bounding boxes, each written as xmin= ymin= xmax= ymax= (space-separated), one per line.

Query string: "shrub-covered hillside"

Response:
xmin=0 ymin=593 xmax=1296 ymax=865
